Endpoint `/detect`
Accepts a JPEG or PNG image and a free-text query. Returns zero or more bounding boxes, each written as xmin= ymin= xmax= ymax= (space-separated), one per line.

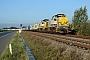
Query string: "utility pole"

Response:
xmin=20 ymin=24 xmax=22 ymax=29
xmin=19 ymin=24 xmax=22 ymax=33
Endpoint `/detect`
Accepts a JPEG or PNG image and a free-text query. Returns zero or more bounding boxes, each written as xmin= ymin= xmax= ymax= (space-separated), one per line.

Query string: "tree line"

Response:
xmin=3 ymin=27 xmax=19 ymax=29
xmin=71 ymin=6 xmax=90 ymax=36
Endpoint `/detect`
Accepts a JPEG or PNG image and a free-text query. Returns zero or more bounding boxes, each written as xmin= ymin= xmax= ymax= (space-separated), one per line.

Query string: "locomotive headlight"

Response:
xmin=63 ymin=27 xmax=65 ymax=28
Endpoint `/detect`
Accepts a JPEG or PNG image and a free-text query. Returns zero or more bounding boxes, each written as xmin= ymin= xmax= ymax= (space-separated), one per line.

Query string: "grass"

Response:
xmin=0 ymin=32 xmax=29 ymax=60
xmin=21 ymin=31 xmax=90 ymax=60
xmin=21 ymin=32 xmax=69 ymax=60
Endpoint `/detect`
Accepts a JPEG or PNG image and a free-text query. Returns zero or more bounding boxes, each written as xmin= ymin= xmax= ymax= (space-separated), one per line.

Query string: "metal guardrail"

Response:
xmin=20 ymin=34 xmax=36 ymax=60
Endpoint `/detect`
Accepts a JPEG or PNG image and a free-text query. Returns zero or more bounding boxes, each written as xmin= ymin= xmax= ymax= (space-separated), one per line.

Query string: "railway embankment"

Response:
xmin=21 ymin=31 xmax=90 ymax=60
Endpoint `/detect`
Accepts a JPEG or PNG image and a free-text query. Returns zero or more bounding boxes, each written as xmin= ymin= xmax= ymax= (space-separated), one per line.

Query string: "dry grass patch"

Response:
xmin=21 ymin=31 xmax=90 ymax=60
xmin=62 ymin=47 xmax=81 ymax=60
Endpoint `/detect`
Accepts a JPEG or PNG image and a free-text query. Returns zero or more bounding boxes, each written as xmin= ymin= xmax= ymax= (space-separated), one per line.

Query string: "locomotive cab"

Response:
xmin=52 ymin=14 xmax=71 ymax=33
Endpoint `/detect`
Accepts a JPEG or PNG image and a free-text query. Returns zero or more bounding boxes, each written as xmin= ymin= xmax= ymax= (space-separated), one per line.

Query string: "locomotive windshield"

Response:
xmin=57 ymin=14 xmax=66 ymax=17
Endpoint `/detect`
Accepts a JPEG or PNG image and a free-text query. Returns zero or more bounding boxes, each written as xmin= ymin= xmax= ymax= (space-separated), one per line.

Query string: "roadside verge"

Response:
xmin=0 ymin=32 xmax=29 ymax=60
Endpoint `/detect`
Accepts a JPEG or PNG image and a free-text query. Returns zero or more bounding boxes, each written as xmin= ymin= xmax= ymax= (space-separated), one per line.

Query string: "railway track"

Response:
xmin=66 ymin=34 xmax=90 ymax=39
xmin=23 ymin=31 xmax=90 ymax=50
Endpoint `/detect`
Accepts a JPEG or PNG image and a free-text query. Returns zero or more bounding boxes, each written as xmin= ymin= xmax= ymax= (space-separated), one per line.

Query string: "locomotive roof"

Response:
xmin=42 ymin=19 xmax=49 ymax=22
xmin=55 ymin=14 xmax=66 ymax=17
xmin=57 ymin=14 xmax=65 ymax=15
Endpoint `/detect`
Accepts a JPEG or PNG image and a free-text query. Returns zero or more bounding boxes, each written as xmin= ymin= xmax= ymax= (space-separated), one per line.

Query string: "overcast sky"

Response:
xmin=0 ymin=0 xmax=90 ymax=28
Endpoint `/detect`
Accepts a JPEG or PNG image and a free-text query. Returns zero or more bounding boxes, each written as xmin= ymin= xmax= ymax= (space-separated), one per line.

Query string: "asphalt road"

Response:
xmin=0 ymin=31 xmax=16 ymax=56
